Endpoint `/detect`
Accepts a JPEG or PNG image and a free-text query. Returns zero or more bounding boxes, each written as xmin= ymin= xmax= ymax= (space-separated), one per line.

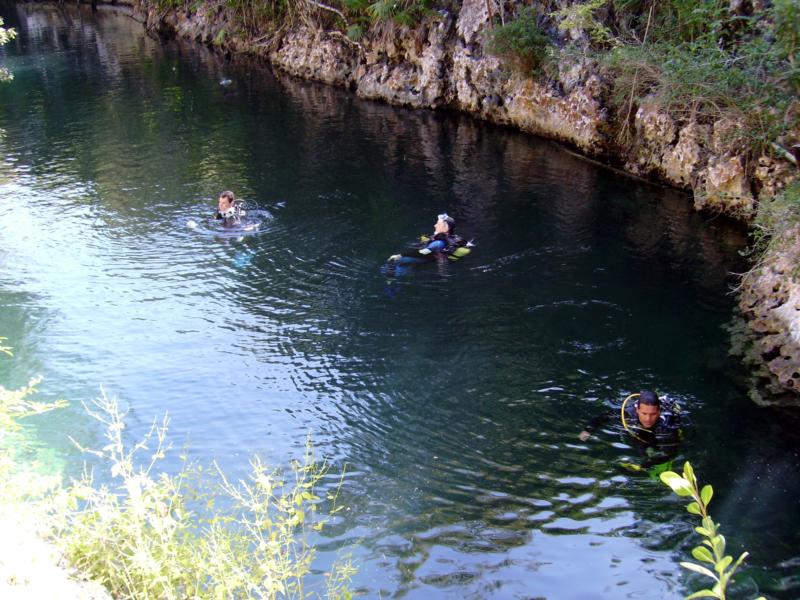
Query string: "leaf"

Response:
xmin=346 ymin=24 xmax=364 ymax=41
xmin=695 ymin=526 xmax=712 ymax=537
xmin=685 ymin=590 xmax=720 ymax=599
xmin=711 ymin=534 xmax=726 ymax=556
xmin=717 ymin=555 xmax=733 ymax=572
xmin=691 ymin=546 xmax=715 ymax=563
xmin=663 ymin=474 xmax=693 ymax=497
xmin=700 ymin=484 xmax=713 ymax=506
xmin=680 ymin=562 xmax=719 ymax=581
xmin=682 ymin=461 xmax=696 ymax=484
xmin=727 ymin=551 xmax=749 ymax=577
xmin=687 ymin=502 xmax=702 ymax=515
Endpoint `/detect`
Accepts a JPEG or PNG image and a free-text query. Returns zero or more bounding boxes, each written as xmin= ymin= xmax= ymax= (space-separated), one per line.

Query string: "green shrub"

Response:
xmin=598 ymin=1 xmax=800 ymax=154
xmin=0 ymin=17 xmax=16 ymax=83
xmin=1 ymin=340 xmax=354 ymax=599
xmin=58 ymin=392 xmax=355 ymax=599
xmin=660 ymin=462 xmax=765 ymax=600
xmin=488 ymin=7 xmax=553 ymax=75
xmin=748 ymin=180 xmax=800 ymax=261
xmin=552 ymin=0 xmax=614 ymax=46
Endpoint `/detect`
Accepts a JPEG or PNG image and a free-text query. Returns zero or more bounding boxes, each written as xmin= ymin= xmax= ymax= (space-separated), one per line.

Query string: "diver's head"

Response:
xmin=218 ymin=190 xmax=237 ymax=219
xmin=635 ymin=390 xmax=661 ymax=429
xmin=435 ymin=212 xmax=455 ymax=235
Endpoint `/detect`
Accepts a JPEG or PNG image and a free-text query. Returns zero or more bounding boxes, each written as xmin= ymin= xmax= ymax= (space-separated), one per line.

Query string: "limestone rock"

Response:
xmin=659 ymin=122 xmax=707 ymax=187
xmin=636 ymin=103 xmax=676 ymax=146
xmin=754 ymin=155 xmax=796 ymax=199
xmin=271 ymin=27 xmax=355 ymax=86
xmin=736 ymin=224 xmax=800 ymax=403
xmin=503 ymin=75 xmax=607 ymax=155
xmin=625 ymin=103 xmax=678 ymax=178
xmin=451 ymin=43 xmax=506 ymax=115
xmin=694 ymin=154 xmax=755 ymax=218
xmin=455 ymin=0 xmax=489 ymax=47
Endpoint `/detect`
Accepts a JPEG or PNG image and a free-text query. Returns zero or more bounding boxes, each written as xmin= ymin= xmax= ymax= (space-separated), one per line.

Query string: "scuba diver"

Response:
xmin=579 ymin=390 xmax=683 ymax=471
xmin=386 ymin=212 xmax=472 ymax=266
xmin=215 ymin=190 xmax=246 ymax=227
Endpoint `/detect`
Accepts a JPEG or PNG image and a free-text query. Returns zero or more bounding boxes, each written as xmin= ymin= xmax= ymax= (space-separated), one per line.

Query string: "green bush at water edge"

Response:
xmin=0 ymin=342 xmax=354 ymax=599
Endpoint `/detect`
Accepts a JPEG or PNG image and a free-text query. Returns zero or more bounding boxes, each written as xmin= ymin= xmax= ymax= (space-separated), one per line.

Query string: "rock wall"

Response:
xmin=147 ymin=0 xmax=610 ymax=156
xmin=136 ymin=0 xmax=800 ymax=403
xmin=732 ymin=226 xmax=800 ymax=405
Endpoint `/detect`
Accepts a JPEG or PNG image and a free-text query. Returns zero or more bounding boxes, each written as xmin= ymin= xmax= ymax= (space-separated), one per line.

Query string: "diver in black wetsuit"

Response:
xmin=579 ymin=390 xmax=682 ymax=469
xmin=387 ymin=213 xmax=469 ymax=264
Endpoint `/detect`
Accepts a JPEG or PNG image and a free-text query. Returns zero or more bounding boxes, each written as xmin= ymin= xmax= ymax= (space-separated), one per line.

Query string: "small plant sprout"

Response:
xmin=660 ymin=462 xmax=765 ymax=600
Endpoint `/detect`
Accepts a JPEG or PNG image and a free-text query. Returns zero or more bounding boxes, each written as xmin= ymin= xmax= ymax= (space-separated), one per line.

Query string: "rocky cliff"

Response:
xmin=138 ymin=0 xmax=799 ymax=403
xmin=733 ymin=224 xmax=800 ymax=405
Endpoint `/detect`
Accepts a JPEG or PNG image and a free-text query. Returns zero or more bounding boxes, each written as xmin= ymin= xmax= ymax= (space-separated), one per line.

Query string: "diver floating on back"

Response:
xmin=386 ymin=212 xmax=474 ymax=269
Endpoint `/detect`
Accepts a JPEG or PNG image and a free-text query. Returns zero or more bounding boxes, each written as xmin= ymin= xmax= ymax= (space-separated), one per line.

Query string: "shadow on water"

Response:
xmin=1 ymin=3 xmax=799 ymax=598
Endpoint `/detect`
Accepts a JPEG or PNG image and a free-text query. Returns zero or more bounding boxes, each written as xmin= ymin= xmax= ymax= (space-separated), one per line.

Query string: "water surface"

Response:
xmin=1 ymin=4 xmax=799 ymax=598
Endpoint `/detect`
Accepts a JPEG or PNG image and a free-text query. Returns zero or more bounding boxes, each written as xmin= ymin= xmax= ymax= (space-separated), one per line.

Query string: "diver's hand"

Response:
xmin=579 ymin=430 xmax=591 ymax=442
xmin=388 ymin=254 xmax=401 ymax=262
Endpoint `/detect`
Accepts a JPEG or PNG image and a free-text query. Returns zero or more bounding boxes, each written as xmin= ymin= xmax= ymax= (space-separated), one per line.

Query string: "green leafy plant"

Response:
xmin=1 ymin=340 xmax=355 ymax=599
xmin=0 ymin=344 xmax=68 ymax=439
xmin=362 ymin=0 xmax=433 ymax=27
xmin=58 ymin=391 xmax=355 ymax=599
xmin=552 ymin=0 xmax=614 ymax=46
xmin=660 ymin=462 xmax=765 ymax=600
xmin=0 ymin=16 xmax=16 ymax=83
xmin=541 ymin=0 xmax=800 ymax=155
xmin=743 ymin=180 xmax=800 ymax=278
xmin=488 ymin=7 xmax=553 ymax=75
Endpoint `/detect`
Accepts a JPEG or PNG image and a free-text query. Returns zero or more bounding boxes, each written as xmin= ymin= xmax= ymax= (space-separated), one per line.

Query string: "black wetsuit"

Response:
xmin=214 ymin=208 xmax=242 ymax=227
xmin=397 ymin=233 xmax=467 ymax=262
xmin=584 ymin=401 xmax=682 ymax=467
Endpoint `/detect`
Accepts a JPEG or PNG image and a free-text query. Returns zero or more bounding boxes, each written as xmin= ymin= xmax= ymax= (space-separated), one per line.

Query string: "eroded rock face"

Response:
xmin=695 ymin=154 xmax=756 ymax=218
xmin=735 ymin=225 xmax=800 ymax=404
xmin=662 ymin=122 xmax=708 ymax=187
xmin=268 ymin=0 xmax=610 ymax=155
xmin=270 ymin=27 xmax=356 ymax=86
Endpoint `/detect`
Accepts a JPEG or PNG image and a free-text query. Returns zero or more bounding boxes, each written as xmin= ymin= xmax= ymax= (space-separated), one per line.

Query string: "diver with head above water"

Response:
xmin=187 ymin=189 xmax=267 ymax=234
xmin=387 ymin=212 xmax=473 ymax=266
xmin=215 ymin=190 xmax=245 ymax=227
xmin=579 ymin=390 xmax=683 ymax=471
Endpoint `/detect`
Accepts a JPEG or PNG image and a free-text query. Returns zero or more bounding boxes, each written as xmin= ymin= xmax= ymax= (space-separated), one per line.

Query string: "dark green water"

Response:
xmin=1 ymin=4 xmax=799 ymax=598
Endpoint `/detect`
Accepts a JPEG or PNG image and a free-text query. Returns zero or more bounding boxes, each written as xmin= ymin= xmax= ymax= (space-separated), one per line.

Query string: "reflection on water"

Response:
xmin=1 ymin=3 xmax=799 ymax=598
